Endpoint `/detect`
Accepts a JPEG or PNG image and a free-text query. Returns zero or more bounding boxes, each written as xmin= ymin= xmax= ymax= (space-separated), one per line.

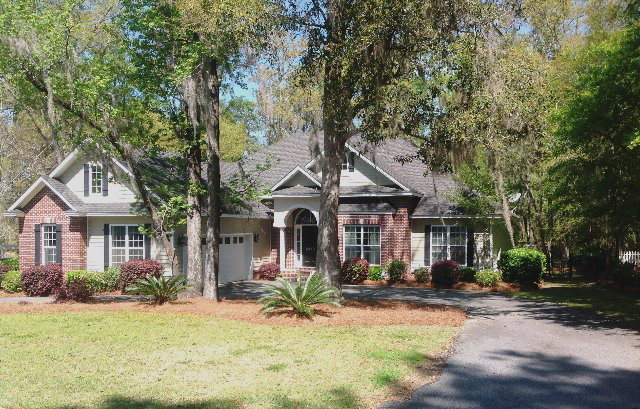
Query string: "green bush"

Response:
xmin=95 ymin=267 xmax=121 ymax=292
xmin=368 ymin=266 xmax=384 ymax=281
xmin=1 ymin=270 xmax=22 ymax=293
xmin=386 ymin=259 xmax=407 ymax=284
xmin=459 ymin=267 xmax=477 ymax=283
xmin=413 ymin=267 xmax=430 ymax=283
xmin=258 ymin=272 xmax=341 ymax=317
xmin=498 ymin=248 xmax=546 ymax=285
xmin=475 ymin=269 xmax=502 ymax=287
xmin=126 ymin=274 xmax=188 ymax=304
xmin=0 ymin=256 xmax=19 ymax=271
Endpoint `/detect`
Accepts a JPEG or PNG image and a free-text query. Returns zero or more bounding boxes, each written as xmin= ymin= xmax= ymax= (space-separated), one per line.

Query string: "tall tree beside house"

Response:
xmin=0 ymin=0 xmax=179 ymax=266
xmin=287 ymin=0 xmax=465 ymax=287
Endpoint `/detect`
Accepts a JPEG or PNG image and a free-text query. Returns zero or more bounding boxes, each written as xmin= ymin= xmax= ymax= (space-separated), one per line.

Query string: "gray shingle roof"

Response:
xmin=40 ymin=176 xmax=85 ymax=211
xmin=338 ymin=203 xmax=397 ymax=214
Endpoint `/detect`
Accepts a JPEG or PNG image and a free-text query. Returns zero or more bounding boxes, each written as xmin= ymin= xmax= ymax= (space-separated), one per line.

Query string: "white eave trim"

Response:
xmin=6 ymin=177 xmax=78 ymax=213
xmin=264 ymin=191 xmax=413 ymax=199
xmin=410 ymin=214 xmax=503 ymax=219
xmin=49 ymin=148 xmax=133 ymax=179
xmin=271 ymin=166 xmax=321 ymax=191
xmin=3 ymin=210 xmax=24 ymax=217
xmin=221 ymin=213 xmax=272 ymax=219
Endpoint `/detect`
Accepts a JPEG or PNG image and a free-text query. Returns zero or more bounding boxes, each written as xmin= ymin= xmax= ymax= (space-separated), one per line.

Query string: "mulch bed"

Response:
xmin=359 ymin=279 xmax=522 ymax=293
xmin=0 ymin=297 xmax=466 ymax=327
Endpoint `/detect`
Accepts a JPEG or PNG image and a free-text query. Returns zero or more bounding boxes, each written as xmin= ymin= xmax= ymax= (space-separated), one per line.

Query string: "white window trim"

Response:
xmin=343 ymin=225 xmax=382 ymax=266
xmin=90 ymin=164 xmax=103 ymax=194
xmin=110 ymin=224 xmax=144 ymax=266
xmin=42 ymin=224 xmax=57 ymax=265
xmin=430 ymin=225 xmax=467 ymax=267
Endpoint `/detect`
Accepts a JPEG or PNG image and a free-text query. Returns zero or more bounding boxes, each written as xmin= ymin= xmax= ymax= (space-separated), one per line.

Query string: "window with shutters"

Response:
xmin=431 ymin=225 xmax=467 ymax=265
xmin=111 ymin=225 xmax=144 ymax=266
xmin=91 ymin=164 xmax=103 ymax=194
xmin=42 ymin=224 xmax=57 ymax=265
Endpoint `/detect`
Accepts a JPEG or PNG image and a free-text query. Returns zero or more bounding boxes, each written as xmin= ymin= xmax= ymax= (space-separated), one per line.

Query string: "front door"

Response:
xmin=301 ymin=226 xmax=318 ymax=267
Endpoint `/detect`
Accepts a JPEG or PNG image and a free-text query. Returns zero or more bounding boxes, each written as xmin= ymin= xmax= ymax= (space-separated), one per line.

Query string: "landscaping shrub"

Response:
xmin=368 ymin=266 xmax=384 ymax=281
xmin=119 ymin=259 xmax=164 ymax=291
xmin=612 ymin=262 xmax=640 ymax=286
xmin=258 ymin=272 xmax=340 ymax=317
xmin=1 ymin=270 xmax=22 ymax=293
xmin=21 ymin=265 xmax=64 ymax=296
xmin=498 ymin=248 xmax=546 ymax=285
xmin=340 ymin=258 xmax=369 ymax=284
xmin=126 ymin=274 xmax=188 ymax=304
xmin=386 ymin=259 xmax=407 ymax=284
xmin=55 ymin=278 xmax=93 ymax=302
xmin=413 ymin=267 xmax=430 ymax=283
xmin=67 ymin=268 xmax=121 ymax=293
xmin=256 ymin=263 xmax=280 ymax=280
xmin=430 ymin=260 xmax=460 ymax=287
xmin=475 ymin=269 xmax=502 ymax=287
xmin=0 ymin=256 xmax=19 ymax=271
xmin=459 ymin=267 xmax=477 ymax=283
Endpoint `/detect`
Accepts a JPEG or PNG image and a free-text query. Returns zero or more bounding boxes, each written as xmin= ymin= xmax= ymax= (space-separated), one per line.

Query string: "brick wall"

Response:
xmin=269 ymin=198 xmax=413 ymax=271
xmin=18 ymin=187 xmax=87 ymax=272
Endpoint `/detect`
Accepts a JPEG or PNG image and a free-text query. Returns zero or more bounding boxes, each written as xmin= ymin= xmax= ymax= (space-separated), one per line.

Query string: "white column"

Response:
xmin=279 ymin=227 xmax=286 ymax=271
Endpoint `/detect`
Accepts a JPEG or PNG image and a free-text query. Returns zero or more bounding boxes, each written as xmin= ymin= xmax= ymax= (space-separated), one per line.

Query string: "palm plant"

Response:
xmin=126 ymin=274 xmax=188 ymax=304
xmin=258 ymin=272 xmax=341 ymax=317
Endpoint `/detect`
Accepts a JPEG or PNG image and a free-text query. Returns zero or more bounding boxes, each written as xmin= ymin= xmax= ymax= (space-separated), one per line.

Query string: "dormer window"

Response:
xmin=342 ymin=152 xmax=355 ymax=172
xmin=91 ymin=165 xmax=103 ymax=194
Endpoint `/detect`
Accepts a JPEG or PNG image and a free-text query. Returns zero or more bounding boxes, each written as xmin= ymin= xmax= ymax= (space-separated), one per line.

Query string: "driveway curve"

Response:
xmin=221 ymin=282 xmax=640 ymax=409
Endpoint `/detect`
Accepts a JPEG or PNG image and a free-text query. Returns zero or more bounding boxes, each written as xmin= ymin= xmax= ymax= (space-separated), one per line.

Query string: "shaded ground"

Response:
xmin=221 ymin=282 xmax=640 ymax=409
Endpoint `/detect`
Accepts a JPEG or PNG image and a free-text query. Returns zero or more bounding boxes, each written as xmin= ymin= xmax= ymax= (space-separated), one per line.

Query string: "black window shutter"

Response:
xmin=103 ymin=224 xmax=110 ymax=270
xmin=144 ymin=224 xmax=151 ymax=259
xmin=55 ymin=224 xmax=62 ymax=265
xmin=348 ymin=152 xmax=355 ymax=172
xmin=84 ymin=164 xmax=90 ymax=197
xmin=34 ymin=224 xmax=41 ymax=265
xmin=424 ymin=224 xmax=431 ymax=267
xmin=467 ymin=227 xmax=475 ymax=267
xmin=101 ymin=163 xmax=109 ymax=196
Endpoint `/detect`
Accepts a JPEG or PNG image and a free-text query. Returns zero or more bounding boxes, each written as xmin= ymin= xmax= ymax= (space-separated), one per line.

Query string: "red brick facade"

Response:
xmin=18 ymin=187 xmax=87 ymax=272
xmin=269 ymin=198 xmax=413 ymax=272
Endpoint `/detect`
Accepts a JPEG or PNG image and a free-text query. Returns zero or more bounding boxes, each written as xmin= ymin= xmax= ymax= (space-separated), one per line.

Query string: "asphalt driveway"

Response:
xmin=221 ymin=282 xmax=640 ymax=409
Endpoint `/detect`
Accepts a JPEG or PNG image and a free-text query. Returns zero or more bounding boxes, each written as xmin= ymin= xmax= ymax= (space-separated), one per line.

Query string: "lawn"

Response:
xmin=0 ymin=301 xmax=461 ymax=409
xmin=514 ymin=282 xmax=640 ymax=330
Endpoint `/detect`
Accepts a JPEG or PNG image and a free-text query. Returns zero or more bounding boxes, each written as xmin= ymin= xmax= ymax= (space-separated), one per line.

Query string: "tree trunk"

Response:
xmin=495 ymin=165 xmax=516 ymax=247
xmin=198 ymin=56 xmax=221 ymax=301
xmin=185 ymin=140 xmax=203 ymax=296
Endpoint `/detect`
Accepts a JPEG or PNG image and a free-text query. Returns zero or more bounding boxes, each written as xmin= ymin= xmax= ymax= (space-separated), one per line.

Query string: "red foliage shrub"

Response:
xmin=341 ymin=258 xmax=369 ymax=284
xmin=257 ymin=263 xmax=280 ymax=280
xmin=430 ymin=260 xmax=460 ymax=288
xmin=119 ymin=259 xmax=164 ymax=291
xmin=21 ymin=264 xmax=64 ymax=296
xmin=55 ymin=278 xmax=93 ymax=302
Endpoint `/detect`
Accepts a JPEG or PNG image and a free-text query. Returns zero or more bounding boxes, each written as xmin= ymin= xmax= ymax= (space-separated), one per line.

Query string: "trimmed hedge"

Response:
xmin=475 ymin=269 xmax=502 ymax=287
xmin=459 ymin=267 xmax=477 ymax=283
xmin=0 ymin=256 xmax=19 ymax=271
xmin=256 ymin=263 xmax=280 ymax=280
xmin=413 ymin=267 xmax=430 ymax=283
xmin=22 ymin=265 xmax=64 ymax=296
xmin=430 ymin=260 xmax=460 ymax=287
xmin=386 ymin=259 xmax=407 ymax=284
xmin=119 ymin=259 xmax=164 ymax=291
xmin=368 ymin=266 xmax=384 ymax=281
xmin=498 ymin=248 xmax=546 ymax=285
xmin=1 ymin=270 xmax=22 ymax=293
xmin=55 ymin=278 xmax=93 ymax=302
xmin=67 ymin=268 xmax=120 ymax=293
xmin=340 ymin=258 xmax=369 ymax=284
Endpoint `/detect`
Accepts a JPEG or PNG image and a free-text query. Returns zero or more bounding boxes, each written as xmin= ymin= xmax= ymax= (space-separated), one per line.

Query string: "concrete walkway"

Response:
xmin=220 ymin=282 xmax=640 ymax=409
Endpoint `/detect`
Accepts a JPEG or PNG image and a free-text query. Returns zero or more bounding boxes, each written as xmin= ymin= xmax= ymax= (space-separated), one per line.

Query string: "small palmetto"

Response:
xmin=258 ymin=272 xmax=341 ymax=317
xmin=126 ymin=274 xmax=188 ymax=304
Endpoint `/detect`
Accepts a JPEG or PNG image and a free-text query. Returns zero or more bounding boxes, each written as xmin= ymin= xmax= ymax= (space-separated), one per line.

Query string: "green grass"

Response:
xmin=514 ymin=282 xmax=640 ymax=330
xmin=0 ymin=312 xmax=459 ymax=409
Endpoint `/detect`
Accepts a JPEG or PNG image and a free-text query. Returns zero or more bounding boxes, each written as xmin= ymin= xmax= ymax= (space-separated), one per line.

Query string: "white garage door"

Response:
xmin=214 ymin=234 xmax=251 ymax=284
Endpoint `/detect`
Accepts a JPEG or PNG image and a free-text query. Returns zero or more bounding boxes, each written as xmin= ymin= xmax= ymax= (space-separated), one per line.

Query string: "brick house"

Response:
xmin=4 ymin=133 xmax=510 ymax=282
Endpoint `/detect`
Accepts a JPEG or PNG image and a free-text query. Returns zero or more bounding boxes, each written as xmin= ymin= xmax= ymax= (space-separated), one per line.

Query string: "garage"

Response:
xmin=182 ymin=233 xmax=253 ymax=284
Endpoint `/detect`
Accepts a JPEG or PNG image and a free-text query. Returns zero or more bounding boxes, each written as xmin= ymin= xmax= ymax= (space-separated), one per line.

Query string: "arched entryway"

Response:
xmin=293 ymin=209 xmax=317 ymax=268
